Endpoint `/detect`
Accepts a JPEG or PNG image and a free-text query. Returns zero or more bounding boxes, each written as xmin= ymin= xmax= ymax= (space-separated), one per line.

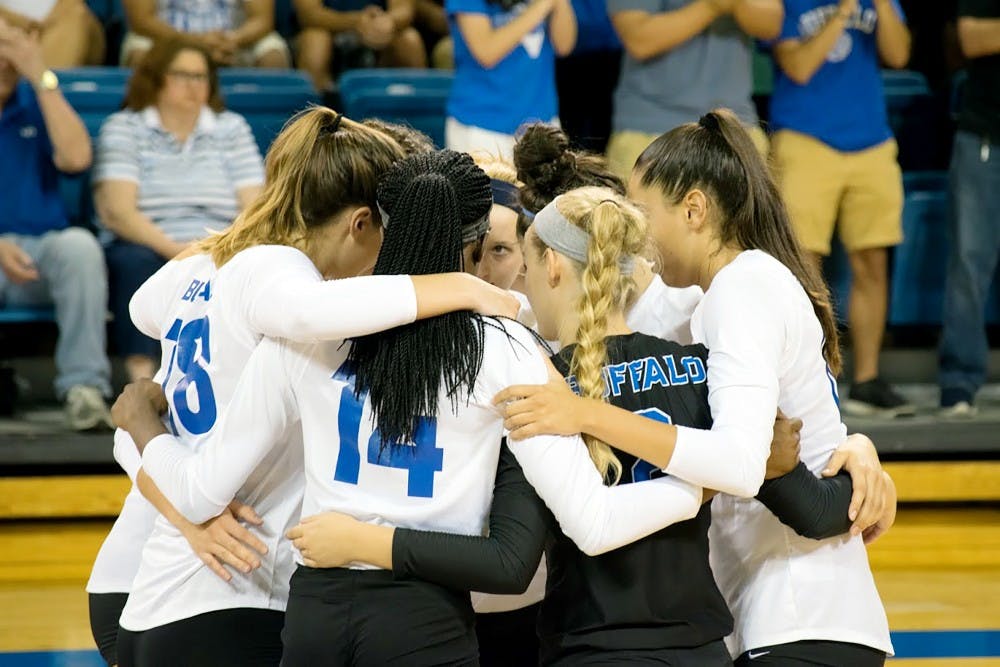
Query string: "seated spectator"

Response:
xmin=93 ymin=39 xmax=264 ymax=383
xmin=446 ymin=0 xmax=577 ymax=158
xmin=295 ymin=0 xmax=427 ymax=92
xmin=0 ymin=0 xmax=105 ymax=67
xmin=413 ymin=0 xmax=452 ymax=67
xmin=0 ymin=19 xmax=112 ymax=430
xmin=121 ymin=0 xmax=290 ymax=68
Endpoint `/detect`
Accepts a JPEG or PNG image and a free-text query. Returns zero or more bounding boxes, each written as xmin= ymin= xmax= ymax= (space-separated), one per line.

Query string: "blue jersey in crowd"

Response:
xmin=0 ymin=81 xmax=68 ymax=237
xmin=446 ymin=0 xmax=557 ymax=135
xmin=770 ymin=0 xmax=904 ymax=152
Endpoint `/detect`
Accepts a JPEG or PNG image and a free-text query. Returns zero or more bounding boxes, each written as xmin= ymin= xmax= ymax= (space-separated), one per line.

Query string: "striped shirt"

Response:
xmin=94 ymin=106 xmax=264 ymax=243
xmin=157 ymin=0 xmax=244 ymax=33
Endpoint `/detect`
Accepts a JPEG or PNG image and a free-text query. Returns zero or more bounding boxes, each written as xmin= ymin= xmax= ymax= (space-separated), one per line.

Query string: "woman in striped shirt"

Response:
xmin=93 ymin=38 xmax=264 ymax=383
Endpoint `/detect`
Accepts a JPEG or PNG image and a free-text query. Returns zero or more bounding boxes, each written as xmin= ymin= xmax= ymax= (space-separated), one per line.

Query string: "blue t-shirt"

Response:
xmin=446 ymin=0 xmax=557 ymax=135
xmin=770 ymin=0 xmax=904 ymax=152
xmin=0 ymin=81 xmax=68 ymax=236
xmin=572 ymin=0 xmax=620 ymax=53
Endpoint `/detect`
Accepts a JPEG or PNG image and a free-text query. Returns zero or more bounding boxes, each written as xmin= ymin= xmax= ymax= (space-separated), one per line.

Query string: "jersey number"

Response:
xmin=163 ymin=317 xmax=217 ymax=435
xmin=630 ymin=407 xmax=672 ymax=483
xmin=332 ymin=362 xmax=443 ymax=498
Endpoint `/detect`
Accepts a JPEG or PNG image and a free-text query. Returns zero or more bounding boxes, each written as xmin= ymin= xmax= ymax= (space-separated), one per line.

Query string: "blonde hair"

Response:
xmin=471 ymin=152 xmax=521 ymax=188
xmin=198 ymin=107 xmax=405 ymax=267
xmin=533 ymin=186 xmax=650 ymax=484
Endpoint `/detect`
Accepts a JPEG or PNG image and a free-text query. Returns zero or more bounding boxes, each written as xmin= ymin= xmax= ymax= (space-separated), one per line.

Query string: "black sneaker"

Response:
xmin=843 ymin=378 xmax=916 ymax=418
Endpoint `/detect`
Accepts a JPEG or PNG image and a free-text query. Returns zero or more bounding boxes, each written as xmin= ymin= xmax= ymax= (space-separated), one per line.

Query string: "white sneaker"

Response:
xmin=940 ymin=401 xmax=978 ymax=419
xmin=65 ymin=385 xmax=113 ymax=431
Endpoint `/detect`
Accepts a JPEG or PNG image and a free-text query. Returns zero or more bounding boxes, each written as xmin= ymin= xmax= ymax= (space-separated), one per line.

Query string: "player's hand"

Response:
xmin=112 ymin=381 xmax=168 ymax=438
xmin=466 ymin=275 xmax=521 ymax=320
xmin=494 ymin=356 xmax=584 ymax=440
xmin=822 ymin=433 xmax=887 ymax=537
xmin=0 ymin=239 xmax=40 ymax=284
xmin=862 ymin=471 xmax=897 ymax=545
xmin=181 ymin=500 xmax=267 ymax=582
xmin=286 ymin=511 xmax=365 ymax=568
xmin=765 ymin=410 xmax=802 ymax=479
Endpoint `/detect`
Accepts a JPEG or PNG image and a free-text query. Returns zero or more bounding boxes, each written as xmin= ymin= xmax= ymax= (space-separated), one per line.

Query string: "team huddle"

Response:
xmin=94 ymin=106 xmax=898 ymax=667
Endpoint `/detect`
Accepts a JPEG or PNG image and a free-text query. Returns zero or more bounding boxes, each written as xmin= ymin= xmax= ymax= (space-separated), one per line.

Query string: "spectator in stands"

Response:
xmin=295 ymin=0 xmax=427 ymax=92
xmin=770 ymin=0 xmax=913 ymax=417
xmin=446 ymin=0 xmax=577 ymax=158
xmin=413 ymin=0 xmax=452 ymax=67
xmin=605 ymin=0 xmax=782 ymax=178
xmin=939 ymin=0 xmax=1000 ymax=418
xmin=0 ymin=19 xmax=112 ymax=430
xmin=93 ymin=39 xmax=264 ymax=383
xmin=121 ymin=0 xmax=291 ymax=68
xmin=0 ymin=0 xmax=105 ymax=67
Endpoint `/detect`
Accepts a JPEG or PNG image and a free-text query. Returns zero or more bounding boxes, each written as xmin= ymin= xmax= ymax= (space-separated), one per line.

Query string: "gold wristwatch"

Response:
xmin=37 ymin=69 xmax=59 ymax=92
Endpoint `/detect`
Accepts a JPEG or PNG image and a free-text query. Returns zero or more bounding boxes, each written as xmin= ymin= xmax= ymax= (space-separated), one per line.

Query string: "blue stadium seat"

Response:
xmin=338 ymin=69 xmax=453 ymax=148
xmin=882 ymin=69 xmax=941 ymax=171
xmin=219 ymin=69 xmax=314 ymax=91
xmin=0 ymin=306 xmax=56 ymax=324
xmin=225 ymin=85 xmax=320 ymax=153
xmin=58 ymin=67 xmax=131 ymax=90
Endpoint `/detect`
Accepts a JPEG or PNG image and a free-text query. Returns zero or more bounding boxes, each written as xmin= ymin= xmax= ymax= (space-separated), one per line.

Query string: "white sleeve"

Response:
xmin=129 ymin=261 xmax=181 ymax=339
xmin=508 ymin=436 xmax=703 ymax=556
xmin=487 ymin=323 xmax=702 ymax=556
xmin=112 ymin=428 xmax=142 ymax=482
xmin=233 ymin=248 xmax=419 ymax=342
xmin=141 ymin=338 xmax=301 ymax=524
xmin=665 ymin=277 xmax=783 ymax=498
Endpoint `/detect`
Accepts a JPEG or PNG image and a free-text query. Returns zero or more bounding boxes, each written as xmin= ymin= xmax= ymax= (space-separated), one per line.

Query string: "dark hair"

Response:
xmin=635 ymin=108 xmax=842 ymax=374
xmin=347 ymin=151 xmax=494 ymax=447
xmin=514 ymin=123 xmax=625 ymax=227
xmin=124 ymin=39 xmax=224 ymax=112
xmin=199 ymin=107 xmax=405 ymax=266
xmin=362 ymin=119 xmax=436 ymax=156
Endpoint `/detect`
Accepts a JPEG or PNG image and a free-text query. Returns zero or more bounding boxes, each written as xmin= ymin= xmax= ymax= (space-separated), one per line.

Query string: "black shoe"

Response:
xmin=843 ymin=378 xmax=916 ymax=418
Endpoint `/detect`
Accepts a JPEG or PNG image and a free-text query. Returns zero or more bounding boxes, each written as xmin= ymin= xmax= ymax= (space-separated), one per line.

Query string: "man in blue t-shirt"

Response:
xmin=938 ymin=0 xmax=1000 ymax=418
xmin=770 ymin=0 xmax=913 ymax=417
xmin=0 ymin=19 xmax=112 ymax=430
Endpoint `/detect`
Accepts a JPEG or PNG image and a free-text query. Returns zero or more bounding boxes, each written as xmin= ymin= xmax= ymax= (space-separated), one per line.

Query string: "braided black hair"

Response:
xmin=347 ymin=150 xmax=494 ymax=448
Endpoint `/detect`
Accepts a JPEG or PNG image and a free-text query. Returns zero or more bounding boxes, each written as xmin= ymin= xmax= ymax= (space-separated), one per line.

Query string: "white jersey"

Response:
xmin=625 ymin=274 xmax=703 ymax=345
xmin=109 ymin=245 xmax=420 ymax=631
xmin=142 ymin=320 xmax=705 ymax=581
xmin=682 ymin=251 xmax=891 ymax=656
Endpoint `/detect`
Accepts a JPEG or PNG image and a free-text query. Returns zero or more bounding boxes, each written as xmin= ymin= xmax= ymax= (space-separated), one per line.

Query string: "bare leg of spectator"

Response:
xmin=256 ymin=46 xmax=290 ymax=69
xmin=847 ymin=247 xmax=888 ymax=384
xmin=297 ymin=28 xmax=334 ymax=91
xmin=39 ymin=0 xmax=106 ymax=67
xmin=381 ymin=27 xmax=427 ymax=68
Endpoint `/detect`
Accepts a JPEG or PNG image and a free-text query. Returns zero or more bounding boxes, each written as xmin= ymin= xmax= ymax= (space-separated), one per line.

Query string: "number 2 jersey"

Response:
xmin=102 ymin=246 xmax=421 ymax=631
xmin=538 ymin=333 xmax=733 ymax=660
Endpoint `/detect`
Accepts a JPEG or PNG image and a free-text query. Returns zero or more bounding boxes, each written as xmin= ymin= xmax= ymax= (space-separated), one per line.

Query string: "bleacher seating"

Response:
xmin=882 ymin=69 xmax=948 ymax=172
xmin=339 ymin=69 xmax=453 ymax=148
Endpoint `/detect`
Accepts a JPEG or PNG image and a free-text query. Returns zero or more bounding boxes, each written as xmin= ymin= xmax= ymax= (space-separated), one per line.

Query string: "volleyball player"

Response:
xmin=113 ymin=151 xmax=715 ymax=666
xmin=93 ymin=110 xmax=518 ymax=667
xmin=497 ymin=110 xmax=896 ymax=665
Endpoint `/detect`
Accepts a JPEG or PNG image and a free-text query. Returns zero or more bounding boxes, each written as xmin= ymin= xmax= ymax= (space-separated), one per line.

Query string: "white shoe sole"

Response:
xmin=842 ymin=399 xmax=917 ymax=419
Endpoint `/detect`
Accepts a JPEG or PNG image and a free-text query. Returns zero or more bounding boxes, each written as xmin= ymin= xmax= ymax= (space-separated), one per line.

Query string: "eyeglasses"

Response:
xmin=166 ymin=69 xmax=210 ymax=84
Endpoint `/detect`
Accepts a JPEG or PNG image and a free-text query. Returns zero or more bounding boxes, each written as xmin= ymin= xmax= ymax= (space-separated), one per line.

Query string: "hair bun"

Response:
xmin=514 ymin=124 xmax=578 ymax=211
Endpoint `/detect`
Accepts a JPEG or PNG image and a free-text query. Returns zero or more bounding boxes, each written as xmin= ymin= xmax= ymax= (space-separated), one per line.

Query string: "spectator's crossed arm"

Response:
xmin=609 ymin=0 xmax=725 ymax=63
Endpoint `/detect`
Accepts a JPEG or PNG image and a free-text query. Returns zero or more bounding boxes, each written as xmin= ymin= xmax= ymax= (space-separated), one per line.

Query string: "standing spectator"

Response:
xmin=446 ymin=0 xmax=577 ymax=158
xmin=939 ymin=0 xmax=1000 ymax=418
xmin=605 ymin=0 xmax=782 ymax=179
xmin=93 ymin=39 xmax=264 ymax=383
xmin=122 ymin=0 xmax=291 ymax=68
xmin=771 ymin=0 xmax=914 ymax=417
xmin=0 ymin=19 xmax=112 ymax=430
xmin=0 ymin=0 xmax=105 ymax=66
xmin=295 ymin=0 xmax=427 ymax=92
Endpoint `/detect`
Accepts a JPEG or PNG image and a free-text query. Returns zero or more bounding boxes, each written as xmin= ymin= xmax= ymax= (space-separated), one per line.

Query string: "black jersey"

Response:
xmin=538 ymin=333 xmax=733 ymax=660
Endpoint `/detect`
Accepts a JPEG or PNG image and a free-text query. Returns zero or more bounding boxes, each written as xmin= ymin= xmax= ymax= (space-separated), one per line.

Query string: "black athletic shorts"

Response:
xmin=549 ymin=639 xmax=732 ymax=666
xmin=734 ymin=640 xmax=886 ymax=667
xmin=116 ymin=607 xmax=284 ymax=667
xmin=89 ymin=592 xmax=128 ymax=666
xmin=475 ymin=604 xmax=540 ymax=667
xmin=282 ymin=566 xmax=479 ymax=667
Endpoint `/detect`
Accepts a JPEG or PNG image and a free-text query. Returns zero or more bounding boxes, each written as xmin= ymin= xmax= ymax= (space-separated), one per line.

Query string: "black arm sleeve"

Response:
xmin=391 ymin=442 xmax=550 ymax=594
xmin=754 ymin=462 xmax=854 ymax=540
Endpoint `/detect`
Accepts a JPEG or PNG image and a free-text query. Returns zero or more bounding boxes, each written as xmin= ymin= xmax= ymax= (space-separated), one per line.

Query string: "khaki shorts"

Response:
xmin=771 ymin=130 xmax=904 ymax=256
xmin=606 ymin=125 xmax=770 ymax=181
xmin=121 ymin=31 xmax=290 ymax=67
